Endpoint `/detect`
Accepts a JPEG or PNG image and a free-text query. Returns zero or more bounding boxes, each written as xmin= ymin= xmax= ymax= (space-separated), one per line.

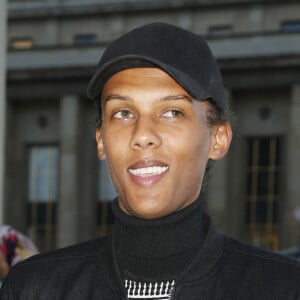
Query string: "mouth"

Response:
xmin=128 ymin=166 xmax=169 ymax=176
xmin=128 ymin=160 xmax=169 ymax=186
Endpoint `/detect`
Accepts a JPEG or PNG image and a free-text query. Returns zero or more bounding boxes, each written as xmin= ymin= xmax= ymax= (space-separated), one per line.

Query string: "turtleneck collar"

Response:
xmin=111 ymin=194 xmax=207 ymax=281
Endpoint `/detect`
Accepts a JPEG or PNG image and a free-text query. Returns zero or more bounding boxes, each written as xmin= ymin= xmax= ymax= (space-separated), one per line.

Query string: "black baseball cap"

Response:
xmin=87 ymin=22 xmax=225 ymax=110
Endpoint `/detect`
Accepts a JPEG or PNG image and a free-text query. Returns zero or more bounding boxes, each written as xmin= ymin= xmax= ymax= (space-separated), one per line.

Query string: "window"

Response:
xmin=97 ymin=161 xmax=116 ymax=236
xmin=246 ymin=137 xmax=282 ymax=251
xmin=74 ymin=33 xmax=97 ymax=46
xmin=27 ymin=146 xmax=59 ymax=251
xmin=10 ymin=38 xmax=33 ymax=49
xmin=281 ymin=20 xmax=300 ymax=32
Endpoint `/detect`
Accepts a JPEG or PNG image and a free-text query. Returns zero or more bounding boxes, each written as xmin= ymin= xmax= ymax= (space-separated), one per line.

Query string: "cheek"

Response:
xmin=102 ymin=132 xmax=125 ymax=176
xmin=104 ymin=150 xmax=126 ymax=196
xmin=178 ymin=128 xmax=211 ymax=175
xmin=171 ymin=125 xmax=211 ymax=160
xmin=102 ymin=126 xmax=125 ymax=156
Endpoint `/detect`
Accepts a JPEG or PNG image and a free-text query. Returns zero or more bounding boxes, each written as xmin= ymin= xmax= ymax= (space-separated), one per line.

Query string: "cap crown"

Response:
xmin=87 ymin=22 xmax=225 ymax=110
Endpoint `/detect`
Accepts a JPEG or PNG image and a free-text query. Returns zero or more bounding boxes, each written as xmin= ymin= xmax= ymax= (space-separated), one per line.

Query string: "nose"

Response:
xmin=130 ymin=116 xmax=162 ymax=150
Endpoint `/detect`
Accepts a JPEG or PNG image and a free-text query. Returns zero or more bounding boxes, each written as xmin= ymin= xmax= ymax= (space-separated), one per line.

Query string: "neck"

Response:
xmin=112 ymin=194 xmax=206 ymax=281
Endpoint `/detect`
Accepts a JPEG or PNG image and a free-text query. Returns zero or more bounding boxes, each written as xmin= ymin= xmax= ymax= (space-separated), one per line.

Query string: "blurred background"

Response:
xmin=0 ymin=0 xmax=299 ymax=256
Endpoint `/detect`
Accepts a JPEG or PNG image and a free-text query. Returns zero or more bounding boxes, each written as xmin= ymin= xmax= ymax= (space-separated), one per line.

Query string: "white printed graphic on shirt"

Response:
xmin=125 ymin=279 xmax=175 ymax=300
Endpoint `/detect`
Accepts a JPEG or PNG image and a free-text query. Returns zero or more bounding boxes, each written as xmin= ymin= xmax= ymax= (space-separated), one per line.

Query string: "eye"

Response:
xmin=113 ymin=109 xmax=134 ymax=120
xmin=161 ymin=109 xmax=184 ymax=118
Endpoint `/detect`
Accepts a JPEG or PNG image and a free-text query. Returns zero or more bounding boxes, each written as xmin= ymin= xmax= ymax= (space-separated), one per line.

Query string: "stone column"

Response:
xmin=57 ymin=95 xmax=80 ymax=248
xmin=0 ymin=0 xmax=7 ymax=224
xmin=282 ymin=85 xmax=300 ymax=248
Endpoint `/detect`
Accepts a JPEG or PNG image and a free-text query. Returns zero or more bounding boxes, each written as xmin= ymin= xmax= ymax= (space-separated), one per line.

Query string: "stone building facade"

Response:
xmin=4 ymin=0 xmax=300 ymax=252
xmin=0 ymin=0 xmax=7 ymax=225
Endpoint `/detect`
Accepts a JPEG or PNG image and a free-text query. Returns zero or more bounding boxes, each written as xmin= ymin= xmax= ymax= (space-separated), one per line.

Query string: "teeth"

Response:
xmin=129 ymin=166 xmax=169 ymax=176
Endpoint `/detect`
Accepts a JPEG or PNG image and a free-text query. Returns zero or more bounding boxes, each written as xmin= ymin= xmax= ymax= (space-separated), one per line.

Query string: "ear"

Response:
xmin=96 ymin=127 xmax=106 ymax=160
xmin=209 ymin=123 xmax=232 ymax=160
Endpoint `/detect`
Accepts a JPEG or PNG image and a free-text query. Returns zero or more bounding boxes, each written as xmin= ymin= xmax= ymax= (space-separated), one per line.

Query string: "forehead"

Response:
xmin=101 ymin=67 xmax=190 ymax=99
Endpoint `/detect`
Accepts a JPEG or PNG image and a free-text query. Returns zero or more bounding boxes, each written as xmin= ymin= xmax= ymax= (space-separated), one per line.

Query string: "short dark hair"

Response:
xmin=95 ymin=100 xmax=102 ymax=128
xmin=205 ymin=98 xmax=230 ymax=127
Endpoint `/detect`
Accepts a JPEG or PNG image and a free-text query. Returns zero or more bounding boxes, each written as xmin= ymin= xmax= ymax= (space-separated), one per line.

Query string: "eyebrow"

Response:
xmin=102 ymin=94 xmax=132 ymax=104
xmin=161 ymin=94 xmax=193 ymax=103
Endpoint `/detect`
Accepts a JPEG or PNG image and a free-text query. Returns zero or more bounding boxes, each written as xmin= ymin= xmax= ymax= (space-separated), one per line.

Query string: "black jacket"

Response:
xmin=1 ymin=219 xmax=300 ymax=300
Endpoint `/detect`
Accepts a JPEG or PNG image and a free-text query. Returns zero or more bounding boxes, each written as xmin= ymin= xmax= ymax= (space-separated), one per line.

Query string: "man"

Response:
xmin=1 ymin=22 xmax=299 ymax=300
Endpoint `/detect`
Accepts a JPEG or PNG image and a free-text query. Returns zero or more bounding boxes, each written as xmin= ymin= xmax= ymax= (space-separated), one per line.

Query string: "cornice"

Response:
xmin=8 ymin=0 xmax=300 ymax=20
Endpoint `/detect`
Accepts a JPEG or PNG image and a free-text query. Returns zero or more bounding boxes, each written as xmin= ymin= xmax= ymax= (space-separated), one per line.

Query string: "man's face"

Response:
xmin=96 ymin=67 xmax=230 ymax=219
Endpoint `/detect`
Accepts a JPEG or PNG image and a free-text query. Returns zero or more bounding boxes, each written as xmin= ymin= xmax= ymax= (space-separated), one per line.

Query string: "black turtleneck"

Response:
xmin=112 ymin=195 xmax=206 ymax=282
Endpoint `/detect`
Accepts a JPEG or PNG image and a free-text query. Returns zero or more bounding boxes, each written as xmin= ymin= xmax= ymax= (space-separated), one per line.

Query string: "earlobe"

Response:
xmin=209 ymin=123 xmax=232 ymax=160
xmin=96 ymin=127 xmax=106 ymax=160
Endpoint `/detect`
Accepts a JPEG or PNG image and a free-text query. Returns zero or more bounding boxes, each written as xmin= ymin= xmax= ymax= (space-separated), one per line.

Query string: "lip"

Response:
xmin=128 ymin=159 xmax=169 ymax=187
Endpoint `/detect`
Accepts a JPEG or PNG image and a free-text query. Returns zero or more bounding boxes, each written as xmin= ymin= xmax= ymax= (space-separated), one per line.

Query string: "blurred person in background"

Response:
xmin=0 ymin=225 xmax=38 ymax=286
xmin=0 ymin=252 xmax=9 ymax=281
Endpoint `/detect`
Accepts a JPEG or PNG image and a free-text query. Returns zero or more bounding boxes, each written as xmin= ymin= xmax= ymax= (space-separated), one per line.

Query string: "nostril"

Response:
xmin=131 ymin=133 xmax=161 ymax=149
xmin=130 ymin=119 xmax=162 ymax=149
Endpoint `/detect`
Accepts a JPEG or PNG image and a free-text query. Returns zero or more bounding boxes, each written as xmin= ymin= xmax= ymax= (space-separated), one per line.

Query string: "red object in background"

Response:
xmin=0 ymin=225 xmax=39 ymax=267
